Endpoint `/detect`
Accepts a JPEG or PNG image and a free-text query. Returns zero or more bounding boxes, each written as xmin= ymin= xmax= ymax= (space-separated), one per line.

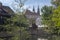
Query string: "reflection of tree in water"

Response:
xmin=29 ymin=35 xmax=37 ymax=40
xmin=28 ymin=23 xmax=38 ymax=40
xmin=32 ymin=23 xmax=38 ymax=30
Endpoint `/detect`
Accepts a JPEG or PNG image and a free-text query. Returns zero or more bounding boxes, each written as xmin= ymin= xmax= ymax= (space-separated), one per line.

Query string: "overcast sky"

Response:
xmin=0 ymin=0 xmax=52 ymax=13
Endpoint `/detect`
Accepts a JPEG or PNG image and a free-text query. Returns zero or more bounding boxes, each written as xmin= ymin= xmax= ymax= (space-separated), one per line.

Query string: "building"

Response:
xmin=25 ymin=6 xmax=41 ymax=27
xmin=0 ymin=2 xmax=14 ymax=25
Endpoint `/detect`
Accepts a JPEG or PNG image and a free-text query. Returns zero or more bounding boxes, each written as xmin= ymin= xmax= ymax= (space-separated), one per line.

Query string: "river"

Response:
xmin=38 ymin=38 xmax=48 ymax=40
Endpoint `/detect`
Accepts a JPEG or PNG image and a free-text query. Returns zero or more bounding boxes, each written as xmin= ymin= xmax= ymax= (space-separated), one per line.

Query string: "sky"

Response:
xmin=24 ymin=0 xmax=52 ymax=11
xmin=0 ymin=0 xmax=52 ymax=12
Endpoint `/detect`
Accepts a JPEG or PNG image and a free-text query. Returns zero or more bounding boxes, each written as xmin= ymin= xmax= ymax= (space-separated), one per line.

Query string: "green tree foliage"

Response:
xmin=0 ymin=14 xmax=30 ymax=40
xmin=51 ymin=0 xmax=60 ymax=6
xmin=51 ymin=6 xmax=60 ymax=35
xmin=11 ymin=14 xmax=29 ymax=27
xmin=0 ymin=0 xmax=30 ymax=40
xmin=41 ymin=6 xmax=53 ymax=26
xmin=7 ymin=14 xmax=30 ymax=40
xmin=41 ymin=6 xmax=55 ymax=34
xmin=42 ymin=0 xmax=60 ymax=35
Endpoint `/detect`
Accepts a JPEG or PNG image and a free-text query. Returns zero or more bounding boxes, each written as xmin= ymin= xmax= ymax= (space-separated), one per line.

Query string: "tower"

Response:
xmin=37 ymin=6 xmax=40 ymax=15
xmin=33 ymin=6 xmax=35 ymax=13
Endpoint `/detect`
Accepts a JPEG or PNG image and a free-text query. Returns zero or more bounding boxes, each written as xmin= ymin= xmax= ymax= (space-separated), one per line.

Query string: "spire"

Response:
xmin=37 ymin=6 xmax=40 ymax=15
xmin=33 ymin=6 xmax=35 ymax=12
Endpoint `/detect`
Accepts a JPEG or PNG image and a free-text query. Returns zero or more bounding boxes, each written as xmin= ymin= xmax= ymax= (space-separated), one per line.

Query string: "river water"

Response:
xmin=38 ymin=38 xmax=48 ymax=40
xmin=28 ymin=34 xmax=48 ymax=40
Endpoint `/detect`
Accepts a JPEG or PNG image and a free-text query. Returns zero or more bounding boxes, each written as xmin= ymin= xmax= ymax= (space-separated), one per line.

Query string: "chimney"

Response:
xmin=0 ymin=2 xmax=2 ymax=9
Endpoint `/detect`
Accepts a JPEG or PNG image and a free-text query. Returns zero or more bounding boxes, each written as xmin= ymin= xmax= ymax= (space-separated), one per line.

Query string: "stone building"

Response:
xmin=25 ymin=6 xmax=41 ymax=27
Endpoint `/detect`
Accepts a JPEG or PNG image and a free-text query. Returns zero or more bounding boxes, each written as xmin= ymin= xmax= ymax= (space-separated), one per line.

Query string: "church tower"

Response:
xmin=33 ymin=6 xmax=35 ymax=13
xmin=37 ymin=6 xmax=40 ymax=15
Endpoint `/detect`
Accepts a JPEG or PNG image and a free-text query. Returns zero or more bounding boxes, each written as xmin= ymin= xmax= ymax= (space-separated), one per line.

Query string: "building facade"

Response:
xmin=0 ymin=2 xmax=14 ymax=25
xmin=25 ymin=6 xmax=41 ymax=27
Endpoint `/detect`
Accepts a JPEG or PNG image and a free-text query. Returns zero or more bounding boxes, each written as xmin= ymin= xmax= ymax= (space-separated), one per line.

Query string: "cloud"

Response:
xmin=0 ymin=0 xmax=51 ymax=13
xmin=0 ymin=0 xmax=14 ymax=6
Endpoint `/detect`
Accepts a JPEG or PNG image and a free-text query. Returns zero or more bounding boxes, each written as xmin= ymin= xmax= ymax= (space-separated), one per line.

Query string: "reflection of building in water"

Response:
xmin=28 ymin=27 xmax=49 ymax=40
xmin=25 ymin=6 xmax=41 ymax=27
xmin=38 ymin=38 xmax=48 ymax=40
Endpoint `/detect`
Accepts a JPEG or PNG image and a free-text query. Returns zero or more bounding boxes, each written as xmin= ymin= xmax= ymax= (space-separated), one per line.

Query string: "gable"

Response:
xmin=25 ymin=9 xmax=40 ymax=19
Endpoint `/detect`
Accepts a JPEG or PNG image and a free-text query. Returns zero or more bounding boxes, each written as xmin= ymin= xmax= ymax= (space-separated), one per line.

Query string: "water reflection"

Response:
xmin=29 ymin=34 xmax=48 ymax=40
xmin=28 ymin=27 xmax=60 ymax=40
xmin=38 ymin=38 xmax=48 ymax=40
xmin=29 ymin=36 xmax=60 ymax=40
xmin=38 ymin=36 xmax=60 ymax=40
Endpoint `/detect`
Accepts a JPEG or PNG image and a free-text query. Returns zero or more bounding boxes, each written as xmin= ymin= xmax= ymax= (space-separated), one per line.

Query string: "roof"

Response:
xmin=25 ymin=9 xmax=40 ymax=16
xmin=0 ymin=2 xmax=14 ymax=15
xmin=2 ymin=6 xmax=14 ymax=15
xmin=0 ymin=5 xmax=14 ymax=17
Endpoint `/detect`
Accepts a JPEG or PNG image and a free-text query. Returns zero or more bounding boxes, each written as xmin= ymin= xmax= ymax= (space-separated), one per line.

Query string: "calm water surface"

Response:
xmin=38 ymin=38 xmax=48 ymax=40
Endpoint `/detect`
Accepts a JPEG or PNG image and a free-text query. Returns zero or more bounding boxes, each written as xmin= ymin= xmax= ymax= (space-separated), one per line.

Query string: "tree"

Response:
xmin=10 ymin=0 xmax=30 ymax=40
xmin=13 ymin=0 xmax=28 ymax=13
xmin=15 ymin=0 xmax=28 ymax=8
xmin=51 ymin=6 xmax=60 ymax=35
xmin=41 ymin=6 xmax=53 ymax=26
xmin=3 ymin=14 xmax=30 ymax=40
xmin=51 ymin=0 xmax=60 ymax=7
xmin=42 ymin=0 xmax=60 ymax=35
